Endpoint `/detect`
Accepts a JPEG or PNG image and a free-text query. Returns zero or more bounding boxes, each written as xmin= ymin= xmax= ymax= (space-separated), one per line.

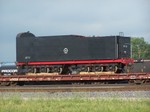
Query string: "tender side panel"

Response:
xmin=34 ymin=36 xmax=90 ymax=61
xmin=88 ymin=37 xmax=117 ymax=59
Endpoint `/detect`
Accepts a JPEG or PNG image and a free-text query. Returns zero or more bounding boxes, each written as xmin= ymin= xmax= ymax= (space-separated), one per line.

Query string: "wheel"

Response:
xmin=114 ymin=65 xmax=122 ymax=73
xmin=46 ymin=67 xmax=50 ymax=73
xmin=100 ymin=66 xmax=104 ymax=72
xmin=0 ymin=82 xmax=10 ymax=86
xmin=92 ymin=66 xmax=104 ymax=72
xmin=10 ymin=82 xmax=17 ymax=86
xmin=80 ymin=66 xmax=89 ymax=72
xmin=59 ymin=67 xmax=63 ymax=74
xmin=114 ymin=66 xmax=118 ymax=73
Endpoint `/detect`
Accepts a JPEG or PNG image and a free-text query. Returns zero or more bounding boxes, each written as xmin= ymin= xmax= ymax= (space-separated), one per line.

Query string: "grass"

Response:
xmin=0 ymin=96 xmax=149 ymax=112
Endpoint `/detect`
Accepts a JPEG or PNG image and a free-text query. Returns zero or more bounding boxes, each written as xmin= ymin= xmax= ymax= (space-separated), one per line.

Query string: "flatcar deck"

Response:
xmin=0 ymin=73 xmax=149 ymax=83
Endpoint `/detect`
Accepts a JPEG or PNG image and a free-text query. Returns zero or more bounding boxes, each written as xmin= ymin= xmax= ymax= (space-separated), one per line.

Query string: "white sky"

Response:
xmin=0 ymin=0 xmax=150 ymax=62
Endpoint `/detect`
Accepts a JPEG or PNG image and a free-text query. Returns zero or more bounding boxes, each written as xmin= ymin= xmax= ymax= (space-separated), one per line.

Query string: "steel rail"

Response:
xmin=0 ymin=84 xmax=150 ymax=92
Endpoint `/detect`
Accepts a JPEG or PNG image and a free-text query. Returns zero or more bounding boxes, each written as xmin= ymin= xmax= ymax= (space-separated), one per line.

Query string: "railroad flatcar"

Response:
xmin=16 ymin=32 xmax=133 ymax=75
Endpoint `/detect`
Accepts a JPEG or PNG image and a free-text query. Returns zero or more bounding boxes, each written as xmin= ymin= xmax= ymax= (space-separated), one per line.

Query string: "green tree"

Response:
xmin=131 ymin=37 xmax=150 ymax=59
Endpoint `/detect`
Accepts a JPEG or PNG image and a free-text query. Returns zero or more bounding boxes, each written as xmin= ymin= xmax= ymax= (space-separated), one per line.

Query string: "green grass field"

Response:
xmin=0 ymin=96 xmax=149 ymax=112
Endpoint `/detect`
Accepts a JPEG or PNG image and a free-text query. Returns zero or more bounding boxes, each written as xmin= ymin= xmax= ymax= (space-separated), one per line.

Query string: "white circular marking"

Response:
xmin=63 ymin=48 xmax=68 ymax=54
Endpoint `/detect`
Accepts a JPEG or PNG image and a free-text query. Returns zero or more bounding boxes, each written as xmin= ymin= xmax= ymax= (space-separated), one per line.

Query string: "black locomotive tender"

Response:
xmin=16 ymin=32 xmax=133 ymax=75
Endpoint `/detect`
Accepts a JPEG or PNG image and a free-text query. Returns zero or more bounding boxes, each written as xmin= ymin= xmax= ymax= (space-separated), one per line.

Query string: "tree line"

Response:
xmin=131 ymin=37 xmax=150 ymax=59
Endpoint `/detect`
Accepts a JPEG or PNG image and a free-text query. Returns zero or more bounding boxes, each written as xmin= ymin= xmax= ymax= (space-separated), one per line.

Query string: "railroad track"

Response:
xmin=0 ymin=84 xmax=150 ymax=92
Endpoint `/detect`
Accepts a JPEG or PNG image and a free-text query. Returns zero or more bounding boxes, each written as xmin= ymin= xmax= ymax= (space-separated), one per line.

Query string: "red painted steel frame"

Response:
xmin=0 ymin=73 xmax=149 ymax=82
xmin=17 ymin=58 xmax=134 ymax=66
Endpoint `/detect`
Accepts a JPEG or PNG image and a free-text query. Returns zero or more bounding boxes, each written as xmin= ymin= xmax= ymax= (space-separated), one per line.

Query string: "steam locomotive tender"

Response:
xmin=16 ymin=32 xmax=133 ymax=75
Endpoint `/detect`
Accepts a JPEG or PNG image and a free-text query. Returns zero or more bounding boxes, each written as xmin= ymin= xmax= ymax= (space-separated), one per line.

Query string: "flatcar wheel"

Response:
xmin=144 ymin=79 xmax=150 ymax=84
xmin=128 ymin=80 xmax=142 ymax=85
xmin=0 ymin=82 xmax=10 ymax=86
xmin=128 ymin=80 xmax=135 ymax=84
xmin=134 ymin=80 xmax=145 ymax=85
xmin=10 ymin=82 xmax=17 ymax=86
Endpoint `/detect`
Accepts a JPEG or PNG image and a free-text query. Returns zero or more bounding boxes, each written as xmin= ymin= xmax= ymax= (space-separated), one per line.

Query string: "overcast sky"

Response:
xmin=0 ymin=0 xmax=150 ymax=62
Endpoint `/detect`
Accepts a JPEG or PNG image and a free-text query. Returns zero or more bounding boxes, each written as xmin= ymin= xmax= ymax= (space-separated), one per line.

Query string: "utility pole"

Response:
xmin=137 ymin=45 xmax=141 ymax=59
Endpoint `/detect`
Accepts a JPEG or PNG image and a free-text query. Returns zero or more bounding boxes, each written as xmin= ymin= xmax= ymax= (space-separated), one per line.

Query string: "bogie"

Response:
xmin=17 ymin=62 xmax=128 ymax=75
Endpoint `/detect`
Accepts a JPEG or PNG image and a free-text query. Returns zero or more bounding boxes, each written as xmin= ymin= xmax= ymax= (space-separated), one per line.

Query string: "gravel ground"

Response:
xmin=0 ymin=91 xmax=150 ymax=99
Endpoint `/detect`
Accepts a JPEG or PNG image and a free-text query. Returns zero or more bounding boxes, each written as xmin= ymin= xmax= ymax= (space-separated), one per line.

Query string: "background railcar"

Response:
xmin=0 ymin=63 xmax=18 ymax=75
